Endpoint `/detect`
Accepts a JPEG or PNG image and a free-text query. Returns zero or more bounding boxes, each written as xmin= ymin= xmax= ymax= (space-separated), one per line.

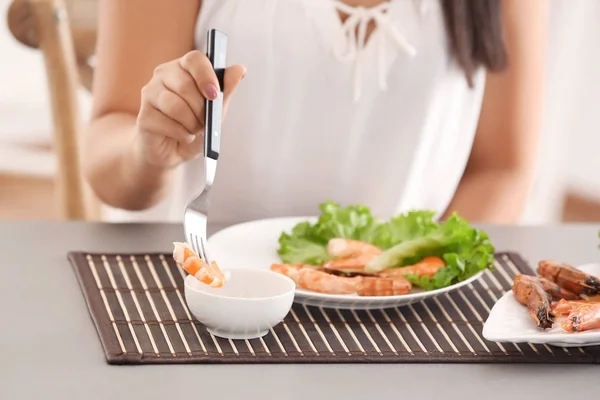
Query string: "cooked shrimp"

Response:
xmin=323 ymin=238 xmax=381 ymax=272
xmin=298 ymin=268 xmax=361 ymax=294
xmin=513 ymin=275 xmax=554 ymax=329
xmin=270 ymin=264 xmax=303 ymax=284
xmin=270 ymin=263 xmax=319 ymax=284
xmin=327 ymin=238 xmax=381 ymax=258
xmin=560 ymin=302 xmax=600 ymax=332
xmin=537 ymin=260 xmax=600 ymax=296
xmin=270 ymin=263 xmax=412 ymax=296
xmin=323 ymin=253 xmax=379 ymax=272
xmin=322 ymin=267 xmax=376 ymax=277
xmin=584 ymin=294 xmax=600 ymax=302
xmin=514 ymin=274 xmax=579 ymax=301
xmin=172 ymin=242 xmax=225 ymax=288
xmin=379 ymin=256 xmax=445 ymax=280
xmin=356 ymin=276 xmax=412 ymax=296
xmin=270 ymin=264 xmax=360 ymax=294
xmin=552 ymin=299 xmax=592 ymax=317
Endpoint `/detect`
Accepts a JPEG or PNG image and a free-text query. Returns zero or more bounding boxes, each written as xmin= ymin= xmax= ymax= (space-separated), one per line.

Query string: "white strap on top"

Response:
xmin=331 ymin=1 xmax=417 ymax=102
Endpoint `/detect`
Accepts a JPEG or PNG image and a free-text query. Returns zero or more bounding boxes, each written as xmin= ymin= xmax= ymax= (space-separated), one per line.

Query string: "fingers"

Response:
xmin=180 ymin=50 xmax=247 ymax=102
xmin=223 ymin=64 xmax=246 ymax=105
xmin=154 ymin=85 xmax=200 ymax=134
xmin=159 ymin=63 xmax=205 ymax=124
xmin=141 ymin=68 xmax=200 ymax=141
xmin=137 ymin=99 xmax=195 ymax=144
xmin=179 ymin=50 xmax=221 ymax=100
xmin=177 ymin=131 xmax=204 ymax=161
xmin=137 ymin=50 xmax=247 ymax=167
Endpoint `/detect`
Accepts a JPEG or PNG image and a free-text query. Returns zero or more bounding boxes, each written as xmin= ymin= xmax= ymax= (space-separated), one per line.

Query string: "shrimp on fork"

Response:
xmin=173 ymin=242 xmax=226 ymax=288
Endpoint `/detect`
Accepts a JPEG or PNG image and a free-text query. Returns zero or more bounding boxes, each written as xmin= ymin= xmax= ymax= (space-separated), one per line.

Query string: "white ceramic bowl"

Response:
xmin=184 ymin=269 xmax=295 ymax=340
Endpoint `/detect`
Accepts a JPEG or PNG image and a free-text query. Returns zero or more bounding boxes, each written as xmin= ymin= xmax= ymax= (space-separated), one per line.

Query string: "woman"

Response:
xmin=83 ymin=0 xmax=548 ymax=225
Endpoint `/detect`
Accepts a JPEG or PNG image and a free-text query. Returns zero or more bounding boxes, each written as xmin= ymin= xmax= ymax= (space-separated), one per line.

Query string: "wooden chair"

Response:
xmin=6 ymin=0 xmax=99 ymax=220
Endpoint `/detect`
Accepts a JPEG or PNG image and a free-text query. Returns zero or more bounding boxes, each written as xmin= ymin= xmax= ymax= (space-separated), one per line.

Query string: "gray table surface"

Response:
xmin=1 ymin=221 xmax=599 ymax=399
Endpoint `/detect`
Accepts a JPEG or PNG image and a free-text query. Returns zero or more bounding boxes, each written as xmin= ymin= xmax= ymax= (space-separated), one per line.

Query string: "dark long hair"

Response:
xmin=441 ymin=0 xmax=508 ymax=86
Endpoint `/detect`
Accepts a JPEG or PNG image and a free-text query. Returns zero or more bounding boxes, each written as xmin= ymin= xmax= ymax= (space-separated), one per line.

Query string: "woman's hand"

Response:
xmin=135 ymin=50 xmax=246 ymax=168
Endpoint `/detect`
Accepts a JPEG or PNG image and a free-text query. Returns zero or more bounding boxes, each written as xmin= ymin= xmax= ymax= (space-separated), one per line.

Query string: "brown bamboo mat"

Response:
xmin=68 ymin=251 xmax=600 ymax=364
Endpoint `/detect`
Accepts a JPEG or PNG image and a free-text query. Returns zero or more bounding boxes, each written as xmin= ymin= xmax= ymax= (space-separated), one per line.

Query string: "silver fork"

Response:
xmin=184 ymin=157 xmax=217 ymax=262
xmin=184 ymin=29 xmax=227 ymax=262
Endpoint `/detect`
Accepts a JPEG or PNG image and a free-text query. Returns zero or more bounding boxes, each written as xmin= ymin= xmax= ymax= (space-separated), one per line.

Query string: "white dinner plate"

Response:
xmin=482 ymin=262 xmax=600 ymax=347
xmin=208 ymin=216 xmax=484 ymax=310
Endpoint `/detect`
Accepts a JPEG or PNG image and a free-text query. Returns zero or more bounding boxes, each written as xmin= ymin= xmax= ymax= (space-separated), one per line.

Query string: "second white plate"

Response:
xmin=208 ymin=216 xmax=484 ymax=310
xmin=482 ymin=262 xmax=600 ymax=347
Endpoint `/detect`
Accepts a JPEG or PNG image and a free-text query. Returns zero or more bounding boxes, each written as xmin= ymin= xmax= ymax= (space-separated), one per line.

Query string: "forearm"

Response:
xmin=442 ymin=169 xmax=533 ymax=224
xmin=83 ymin=112 xmax=175 ymax=210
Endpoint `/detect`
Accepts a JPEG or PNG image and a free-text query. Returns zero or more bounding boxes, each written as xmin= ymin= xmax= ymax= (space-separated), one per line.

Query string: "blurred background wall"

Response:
xmin=0 ymin=0 xmax=598 ymax=223
xmin=521 ymin=0 xmax=600 ymax=223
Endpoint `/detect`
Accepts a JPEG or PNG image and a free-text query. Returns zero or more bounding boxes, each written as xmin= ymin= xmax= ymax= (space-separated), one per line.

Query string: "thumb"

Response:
xmin=223 ymin=64 xmax=246 ymax=106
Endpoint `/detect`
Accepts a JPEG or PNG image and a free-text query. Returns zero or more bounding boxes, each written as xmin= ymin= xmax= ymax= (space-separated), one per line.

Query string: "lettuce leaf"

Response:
xmin=277 ymin=221 xmax=331 ymax=265
xmin=276 ymin=202 xmax=494 ymax=290
xmin=377 ymin=210 xmax=439 ymax=249
xmin=387 ymin=217 xmax=495 ymax=290
xmin=365 ymin=214 xmax=478 ymax=271
xmin=309 ymin=200 xmax=385 ymax=244
xmin=277 ymin=201 xmax=385 ymax=264
xmin=276 ymin=201 xmax=440 ymax=264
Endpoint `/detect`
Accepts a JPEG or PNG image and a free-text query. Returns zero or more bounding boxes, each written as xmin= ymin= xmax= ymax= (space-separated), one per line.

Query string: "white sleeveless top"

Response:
xmin=103 ymin=0 xmax=486 ymax=225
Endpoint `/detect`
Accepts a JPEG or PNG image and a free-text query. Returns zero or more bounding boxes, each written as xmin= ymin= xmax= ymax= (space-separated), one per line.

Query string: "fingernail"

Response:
xmin=205 ymin=83 xmax=218 ymax=100
xmin=185 ymin=134 xmax=196 ymax=144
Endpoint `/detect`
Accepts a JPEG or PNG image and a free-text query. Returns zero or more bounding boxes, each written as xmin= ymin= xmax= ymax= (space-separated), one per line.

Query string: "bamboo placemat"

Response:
xmin=68 ymin=251 xmax=600 ymax=364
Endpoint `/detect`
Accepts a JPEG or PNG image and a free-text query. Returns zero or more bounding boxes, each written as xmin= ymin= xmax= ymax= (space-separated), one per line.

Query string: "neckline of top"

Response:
xmin=302 ymin=0 xmax=423 ymax=102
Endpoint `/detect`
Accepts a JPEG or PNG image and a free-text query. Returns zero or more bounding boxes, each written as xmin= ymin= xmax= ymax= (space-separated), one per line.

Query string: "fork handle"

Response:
xmin=204 ymin=29 xmax=227 ymax=160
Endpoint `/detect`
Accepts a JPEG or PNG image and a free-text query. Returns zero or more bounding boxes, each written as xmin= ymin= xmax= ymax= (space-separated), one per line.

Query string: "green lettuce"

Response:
xmin=375 ymin=210 xmax=440 ymax=249
xmin=365 ymin=213 xmax=495 ymax=289
xmin=307 ymin=200 xmax=385 ymax=245
xmin=276 ymin=201 xmax=494 ymax=290
xmin=277 ymin=201 xmax=385 ymax=265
